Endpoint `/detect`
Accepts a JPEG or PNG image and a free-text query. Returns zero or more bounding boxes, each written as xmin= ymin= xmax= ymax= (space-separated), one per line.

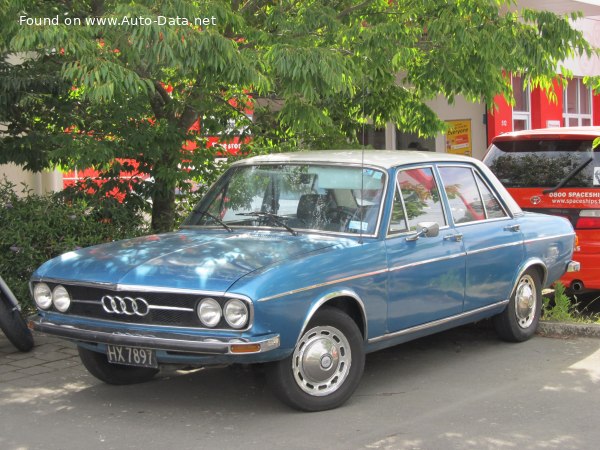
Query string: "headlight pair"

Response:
xmin=196 ymin=297 xmax=249 ymax=329
xmin=33 ymin=283 xmax=71 ymax=312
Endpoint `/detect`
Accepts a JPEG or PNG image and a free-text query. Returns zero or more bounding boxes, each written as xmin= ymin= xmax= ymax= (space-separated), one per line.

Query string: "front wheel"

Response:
xmin=268 ymin=308 xmax=365 ymax=411
xmin=0 ymin=299 xmax=34 ymax=352
xmin=78 ymin=347 xmax=159 ymax=385
xmin=493 ymin=269 xmax=542 ymax=342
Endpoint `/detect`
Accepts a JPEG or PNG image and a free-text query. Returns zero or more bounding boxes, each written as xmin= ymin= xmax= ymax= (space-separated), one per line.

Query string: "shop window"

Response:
xmin=563 ymin=77 xmax=593 ymax=127
xmin=512 ymin=75 xmax=530 ymax=131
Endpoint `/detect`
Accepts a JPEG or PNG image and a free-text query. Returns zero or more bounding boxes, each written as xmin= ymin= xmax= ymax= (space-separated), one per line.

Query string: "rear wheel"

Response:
xmin=268 ymin=308 xmax=365 ymax=411
xmin=0 ymin=298 xmax=34 ymax=352
xmin=493 ymin=268 xmax=542 ymax=342
xmin=78 ymin=346 xmax=159 ymax=385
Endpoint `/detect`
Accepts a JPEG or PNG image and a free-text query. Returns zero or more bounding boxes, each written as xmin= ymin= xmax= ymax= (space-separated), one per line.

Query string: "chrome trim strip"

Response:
xmin=368 ymin=300 xmax=509 ymax=344
xmin=73 ymin=299 xmax=193 ymax=313
xmin=257 ymin=268 xmax=388 ymax=302
xmin=298 ymin=290 xmax=369 ymax=342
xmin=388 ymin=252 xmax=465 ymax=273
xmin=30 ymin=317 xmax=280 ymax=355
xmin=31 ymin=278 xmax=232 ymax=297
xmin=524 ymin=233 xmax=575 ymax=244
xmin=260 ymin=252 xmax=465 ymax=302
xmin=148 ymin=305 xmax=194 ymax=312
xmin=466 ymin=241 xmax=522 ymax=255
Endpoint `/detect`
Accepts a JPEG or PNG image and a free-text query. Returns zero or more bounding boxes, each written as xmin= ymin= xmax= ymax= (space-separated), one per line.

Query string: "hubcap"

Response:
xmin=292 ymin=325 xmax=351 ymax=396
xmin=515 ymin=274 xmax=536 ymax=329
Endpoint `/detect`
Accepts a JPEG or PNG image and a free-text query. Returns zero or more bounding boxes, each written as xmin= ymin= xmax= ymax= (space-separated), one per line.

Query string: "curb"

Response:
xmin=537 ymin=321 xmax=600 ymax=338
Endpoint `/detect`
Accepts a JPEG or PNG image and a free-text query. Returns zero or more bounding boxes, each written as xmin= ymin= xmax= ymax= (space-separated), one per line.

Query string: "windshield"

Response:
xmin=183 ymin=164 xmax=386 ymax=235
xmin=484 ymin=139 xmax=600 ymax=188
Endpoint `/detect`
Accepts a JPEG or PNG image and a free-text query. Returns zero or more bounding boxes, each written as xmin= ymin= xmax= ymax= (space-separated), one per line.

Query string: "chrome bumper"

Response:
xmin=567 ymin=260 xmax=581 ymax=273
xmin=30 ymin=317 xmax=280 ymax=355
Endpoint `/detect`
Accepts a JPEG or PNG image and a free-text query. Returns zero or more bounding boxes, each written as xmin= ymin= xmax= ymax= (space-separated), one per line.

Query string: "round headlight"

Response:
xmin=197 ymin=298 xmax=222 ymax=328
xmin=224 ymin=299 xmax=249 ymax=329
xmin=52 ymin=285 xmax=71 ymax=312
xmin=33 ymin=283 xmax=52 ymax=310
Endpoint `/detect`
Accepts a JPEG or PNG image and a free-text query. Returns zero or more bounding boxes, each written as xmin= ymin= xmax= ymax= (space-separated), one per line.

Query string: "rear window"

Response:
xmin=484 ymin=139 xmax=599 ymax=188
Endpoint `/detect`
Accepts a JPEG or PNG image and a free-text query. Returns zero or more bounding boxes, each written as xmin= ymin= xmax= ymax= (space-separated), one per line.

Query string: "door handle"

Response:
xmin=504 ymin=224 xmax=520 ymax=232
xmin=443 ymin=233 xmax=463 ymax=242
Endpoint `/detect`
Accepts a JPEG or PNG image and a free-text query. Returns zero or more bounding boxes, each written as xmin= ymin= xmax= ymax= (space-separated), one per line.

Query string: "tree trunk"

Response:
xmin=150 ymin=145 xmax=179 ymax=233
xmin=150 ymin=180 xmax=176 ymax=233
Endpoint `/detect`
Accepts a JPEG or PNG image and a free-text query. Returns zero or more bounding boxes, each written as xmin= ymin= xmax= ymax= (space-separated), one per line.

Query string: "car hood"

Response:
xmin=34 ymin=229 xmax=354 ymax=292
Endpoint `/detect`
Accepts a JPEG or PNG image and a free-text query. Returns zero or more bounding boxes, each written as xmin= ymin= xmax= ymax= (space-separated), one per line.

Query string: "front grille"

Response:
xmin=67 ymin=284 xmax=201 ymax=327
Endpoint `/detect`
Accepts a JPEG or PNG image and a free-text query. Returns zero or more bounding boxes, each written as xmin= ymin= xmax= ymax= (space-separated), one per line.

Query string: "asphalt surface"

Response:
xmin=1 ymin=325 xmax=599 ymax=450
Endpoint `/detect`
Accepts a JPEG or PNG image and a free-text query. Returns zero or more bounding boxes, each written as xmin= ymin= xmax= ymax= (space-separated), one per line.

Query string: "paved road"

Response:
xmin=1 ymin=325 xmax=599 ymax=450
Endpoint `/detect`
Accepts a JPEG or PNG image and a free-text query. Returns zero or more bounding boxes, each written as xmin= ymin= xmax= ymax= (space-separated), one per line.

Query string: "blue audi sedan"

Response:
xmin=30 ymin=150 xmax=579 ymax=411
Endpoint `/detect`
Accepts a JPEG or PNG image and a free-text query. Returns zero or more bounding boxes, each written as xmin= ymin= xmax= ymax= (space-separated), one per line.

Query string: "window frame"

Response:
xmin=436 ymin=164 xmax=510 ymax=227
xmin=386 ymin=164 xmax=450 ymax=238
xmin=512 ymin=74 xmax=531 ymax=131
xmin=563 ymin=77 xmax=593 ymax=127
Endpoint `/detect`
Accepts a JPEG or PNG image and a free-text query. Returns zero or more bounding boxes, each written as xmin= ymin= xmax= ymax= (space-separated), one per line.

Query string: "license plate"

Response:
xmin=106 ymin=345 xmax=157 ymax=368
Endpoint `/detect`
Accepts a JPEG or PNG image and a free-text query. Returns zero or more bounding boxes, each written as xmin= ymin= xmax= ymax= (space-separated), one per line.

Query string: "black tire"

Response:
xmin=0 ymin=298 xmax=34 ymax=352
xmin=267 ymin=307 xmax=365 ymax=411
xmin=493 ymin=268 xmax=542 ymax=342
xmin=78 ymin=346 xmax=159 ymax=385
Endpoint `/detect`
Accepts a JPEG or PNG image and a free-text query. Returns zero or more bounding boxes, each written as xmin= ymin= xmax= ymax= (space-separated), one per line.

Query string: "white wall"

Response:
xmin=0 ymin=164 xmax=63 ymax=196
xmin=427 ymin=96 xmax=488 ymax=160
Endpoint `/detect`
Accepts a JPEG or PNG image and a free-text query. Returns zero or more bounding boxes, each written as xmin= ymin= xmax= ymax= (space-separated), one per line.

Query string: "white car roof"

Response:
xmin=233 ymin=150 xmax=476 ymax=170
xmin=232 ymin=150 xmax=523 ymax=216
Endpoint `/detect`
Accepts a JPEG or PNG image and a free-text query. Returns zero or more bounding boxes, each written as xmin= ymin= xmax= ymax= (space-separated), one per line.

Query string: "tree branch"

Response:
xmin=337 ymin=0 xmax=375 ymax=19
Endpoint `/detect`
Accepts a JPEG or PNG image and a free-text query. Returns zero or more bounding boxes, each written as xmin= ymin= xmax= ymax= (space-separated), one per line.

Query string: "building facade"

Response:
xmin=2 ymin=1 xmax=600 ymax=194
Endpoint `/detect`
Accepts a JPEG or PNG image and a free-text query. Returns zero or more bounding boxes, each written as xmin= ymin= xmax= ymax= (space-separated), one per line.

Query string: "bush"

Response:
xmin=0 ymin=178 xmax=149 ymax=312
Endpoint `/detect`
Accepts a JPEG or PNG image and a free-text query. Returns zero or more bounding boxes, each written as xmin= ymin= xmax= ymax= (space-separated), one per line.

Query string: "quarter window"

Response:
xmin=475 ymin=173 xmax=507 ymax=219
xmin=391 ymin=167 xmax=446 ymax=232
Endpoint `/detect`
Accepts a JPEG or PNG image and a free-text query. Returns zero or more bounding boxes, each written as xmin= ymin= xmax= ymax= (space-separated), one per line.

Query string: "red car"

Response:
xmin=484 ymin=127 xmax=600 ymax=292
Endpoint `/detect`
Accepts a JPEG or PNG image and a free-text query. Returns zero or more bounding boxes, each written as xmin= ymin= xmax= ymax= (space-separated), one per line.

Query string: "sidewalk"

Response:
xmin=0 ymin=331 xmax=82 ymax=385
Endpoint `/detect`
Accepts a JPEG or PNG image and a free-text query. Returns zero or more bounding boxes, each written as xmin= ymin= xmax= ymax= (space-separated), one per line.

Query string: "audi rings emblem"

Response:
xmin=101 ymin=295 xmax=150 ymax=316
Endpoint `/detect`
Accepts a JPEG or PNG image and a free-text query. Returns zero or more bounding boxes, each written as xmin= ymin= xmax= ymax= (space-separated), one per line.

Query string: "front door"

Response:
xmin=385 ymin=166 xmax=466 ymax=332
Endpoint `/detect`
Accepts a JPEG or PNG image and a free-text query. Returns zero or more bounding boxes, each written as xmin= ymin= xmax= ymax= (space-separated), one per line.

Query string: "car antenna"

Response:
xmin=359 ymin=80 xmax=367 ymax=245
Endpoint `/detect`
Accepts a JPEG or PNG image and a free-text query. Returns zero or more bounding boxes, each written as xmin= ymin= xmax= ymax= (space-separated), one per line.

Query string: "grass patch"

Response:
xmin=542 ymin=282 xmax=600 ymax=324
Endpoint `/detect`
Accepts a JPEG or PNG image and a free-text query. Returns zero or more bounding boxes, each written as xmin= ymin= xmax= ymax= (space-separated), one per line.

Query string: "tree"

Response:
xmin=0 ymin=0 xmax=594 ymax=232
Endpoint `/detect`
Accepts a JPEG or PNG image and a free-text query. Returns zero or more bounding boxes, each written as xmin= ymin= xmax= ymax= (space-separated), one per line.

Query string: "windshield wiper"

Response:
xmin=542 ymin=156 xmax=593 ymax=194
xmin=237 ymin=212 xmax=298 ymax=236
xmin=194 ymin=210 xmax=234 ymax=233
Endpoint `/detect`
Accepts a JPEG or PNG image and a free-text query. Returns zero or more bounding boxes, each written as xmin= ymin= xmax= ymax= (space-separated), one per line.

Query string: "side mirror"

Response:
xmin=405 ymin=221 xmax=440 ymax=241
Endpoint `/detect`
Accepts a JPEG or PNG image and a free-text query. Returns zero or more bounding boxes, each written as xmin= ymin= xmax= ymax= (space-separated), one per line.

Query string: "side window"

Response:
xmin=396 ymin=167 xmax=446 ymax=231
xmin=438 ymin=167 xmax=485 ymax=224
xmin=474 ymin=172 xmax=508 ymax=219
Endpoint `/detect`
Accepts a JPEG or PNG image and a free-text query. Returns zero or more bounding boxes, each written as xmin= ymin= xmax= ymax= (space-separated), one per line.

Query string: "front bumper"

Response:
xmin=30 ymin=316 xmax=280 ymax=356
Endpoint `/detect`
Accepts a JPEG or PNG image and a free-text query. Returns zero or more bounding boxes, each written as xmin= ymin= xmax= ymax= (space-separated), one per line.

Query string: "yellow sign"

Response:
xmin=445 ymin=119 xmax=472 ymax=156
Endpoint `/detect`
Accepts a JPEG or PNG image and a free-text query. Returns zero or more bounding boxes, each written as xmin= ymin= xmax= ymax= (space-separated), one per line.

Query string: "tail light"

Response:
xmin=575 ymin=210 xmax=600 ymax=229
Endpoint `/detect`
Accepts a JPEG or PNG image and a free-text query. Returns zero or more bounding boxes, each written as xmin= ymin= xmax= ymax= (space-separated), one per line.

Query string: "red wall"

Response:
xmin=486 ymin=94 xmax=512 ymax=146
xmin=487 ymin=78 xmax=600 ymax=145
xmin=531 ymin=79 xmax=563 ymax=129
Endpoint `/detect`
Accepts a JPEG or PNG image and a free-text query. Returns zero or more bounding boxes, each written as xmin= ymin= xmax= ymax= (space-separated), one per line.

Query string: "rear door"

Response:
xmin=437 ymin=165 xmax=524 ymax=310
